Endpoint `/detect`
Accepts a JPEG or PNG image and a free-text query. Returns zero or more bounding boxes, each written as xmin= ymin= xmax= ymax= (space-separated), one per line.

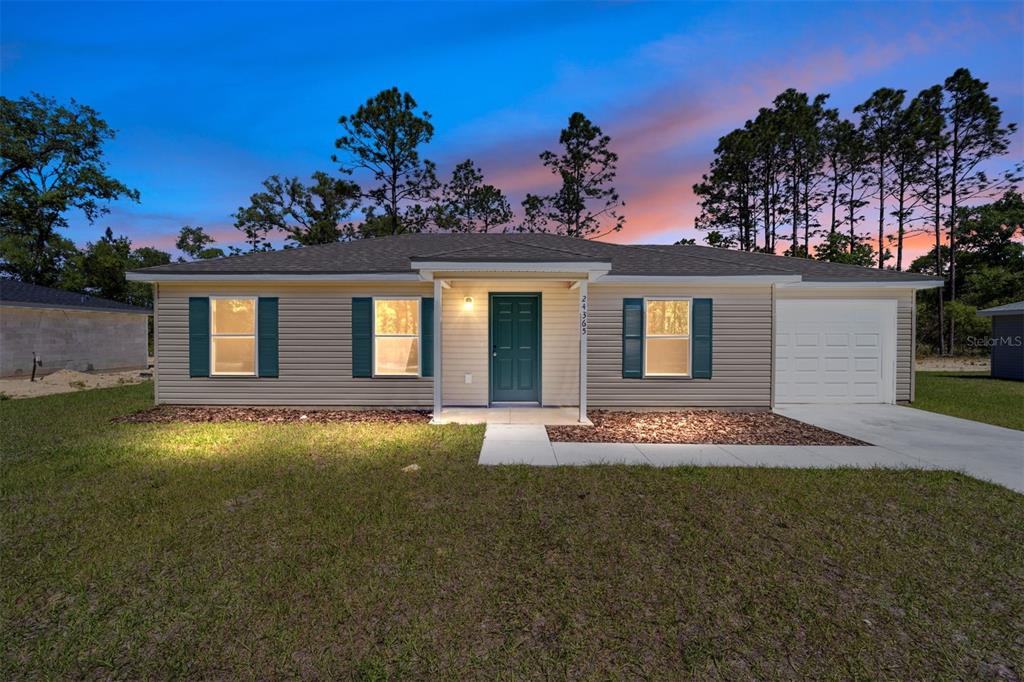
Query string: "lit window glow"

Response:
xmin=645 ymin=299 xmax=690 ymax=377
xmin=374 ymin=298 xmax=419 ymax=376
xmin=211 ymin=298 xmax=256 ymax=375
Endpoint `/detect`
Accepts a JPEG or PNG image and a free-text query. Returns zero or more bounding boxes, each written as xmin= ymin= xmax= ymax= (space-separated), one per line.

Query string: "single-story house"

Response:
xmin=127 ymin=234 xmax=941 ymax=421
xmin=977 ymin=301 xmax=1023 ymax=381
xmin=0 ymin=280 xmax=151 ymax=377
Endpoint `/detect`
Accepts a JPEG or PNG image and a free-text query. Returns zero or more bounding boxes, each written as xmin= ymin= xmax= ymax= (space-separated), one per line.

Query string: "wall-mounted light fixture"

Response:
xmin=463 ymin=296 xmax=474 ymax=311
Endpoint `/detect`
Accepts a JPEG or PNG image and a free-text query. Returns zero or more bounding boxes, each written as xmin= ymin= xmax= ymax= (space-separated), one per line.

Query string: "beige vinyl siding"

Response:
xmin=441 ymin=280 xmax=579 ymax=406
xmin=155 ymin=278 xmax=916 ymax=409
xmin=774 ymin=287 xmax=915 ymax=402
xmin=156 ymin=282 xmax=433 ymax=406
xmin=587 ymin=283 xmax=773 ymax=408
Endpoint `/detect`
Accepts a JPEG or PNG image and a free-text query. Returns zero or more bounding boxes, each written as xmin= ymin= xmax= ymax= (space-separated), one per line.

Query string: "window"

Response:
xmin=645 ymin=298 xmax=691 ymax=376
xmin=211 ymin=297 xmax=257 ymax=375
xmin=374 ymin=298 xmax=420 ymax=376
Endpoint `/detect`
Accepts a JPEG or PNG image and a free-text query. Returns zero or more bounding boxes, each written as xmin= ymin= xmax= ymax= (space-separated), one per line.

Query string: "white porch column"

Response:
xmin=578 ymin=279 xmax=588 ymax=423
xmin=432 ymin=277 xmax=443 ymax=422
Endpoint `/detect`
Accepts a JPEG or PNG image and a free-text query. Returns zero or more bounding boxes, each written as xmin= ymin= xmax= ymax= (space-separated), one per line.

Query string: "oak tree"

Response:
xmin=0 ymin=94 xmax=139 ymax=284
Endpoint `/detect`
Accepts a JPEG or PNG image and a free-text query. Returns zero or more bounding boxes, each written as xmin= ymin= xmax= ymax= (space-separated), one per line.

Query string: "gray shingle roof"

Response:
xmin=130 ymin=233 xmax=940 ymax=283
xmin=0 ymin=280 xmax=151 ymax=314
xmin=977 ymin=301 xmax=1024 ymax=317
xmin=642 ymin=244 xmax=941 ymax=283
xmin=410 ymin=240 xmax=612 ymax=262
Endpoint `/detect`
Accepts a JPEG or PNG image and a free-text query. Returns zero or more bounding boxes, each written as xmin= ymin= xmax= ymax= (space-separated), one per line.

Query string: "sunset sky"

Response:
xmin=3 ymin=1 xmax=1022 ymax=260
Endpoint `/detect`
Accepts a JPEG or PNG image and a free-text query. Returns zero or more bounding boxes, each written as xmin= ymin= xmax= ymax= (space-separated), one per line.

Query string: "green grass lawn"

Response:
xmin=3 ymin=384 xmax=1022 ymax=679
xmin=913 ymin=371 xmax=1024 ymax=430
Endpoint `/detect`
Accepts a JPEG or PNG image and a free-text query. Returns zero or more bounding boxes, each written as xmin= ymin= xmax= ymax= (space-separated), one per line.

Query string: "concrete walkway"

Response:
xmin=479 ymin=404 xmax=1024 ymax=494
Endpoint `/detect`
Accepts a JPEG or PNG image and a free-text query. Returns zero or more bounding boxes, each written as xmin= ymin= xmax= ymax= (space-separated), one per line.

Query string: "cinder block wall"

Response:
xmin=1 ymin=306 xmax=148 ymax=377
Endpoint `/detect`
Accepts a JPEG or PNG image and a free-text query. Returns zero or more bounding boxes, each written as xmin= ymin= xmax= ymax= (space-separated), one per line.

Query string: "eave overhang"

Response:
xmin=776 ymin=279 xmax=943 ymax=290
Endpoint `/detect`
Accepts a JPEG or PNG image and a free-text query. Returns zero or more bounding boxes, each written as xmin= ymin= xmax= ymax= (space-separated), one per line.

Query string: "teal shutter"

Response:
xmin=257 ymin=297 xmax=279 ymax=378
xmin=421 ymin=297 xmax=434 ymax=377
xmin=622 ymin=298 xmax=644 ymax=378
xmin=188 ymin=297 xmax=210 ymax=377
xmin=352 ymin=297 xmax=372 ymax=378
xmin=692 ymin=298 xmax=713 ymax=379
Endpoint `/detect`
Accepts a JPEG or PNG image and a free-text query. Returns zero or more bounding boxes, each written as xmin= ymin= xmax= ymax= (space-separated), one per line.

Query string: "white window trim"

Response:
xmin=372 ymin=295 xmax=423 ymax=378
xmin=209 ymin=296 xmax=258 ymax=377
xmin=643 ymin=296 xmax=692 ymax=378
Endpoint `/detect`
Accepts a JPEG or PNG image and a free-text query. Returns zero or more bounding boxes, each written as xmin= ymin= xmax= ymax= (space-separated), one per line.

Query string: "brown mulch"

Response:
xmin=112 ymin=405 xmax=431 ymax=425
xmin=548 ymin=410 xmax=867 ymax=445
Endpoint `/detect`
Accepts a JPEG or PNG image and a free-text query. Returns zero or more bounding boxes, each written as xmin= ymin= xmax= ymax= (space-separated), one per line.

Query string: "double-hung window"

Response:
xmin=211 ymin=297 xmax=257 ymax=375
xmin=644 ymin=298 xmax=691 ymax=376
xmin=374 ymin=298 xmax=420 ymax=376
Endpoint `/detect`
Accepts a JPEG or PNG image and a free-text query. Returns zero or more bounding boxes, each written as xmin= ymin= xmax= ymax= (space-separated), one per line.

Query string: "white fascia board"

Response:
xmin=976 ymin=309 xmax=1023 ymax=318
xmin=125 ymin=272 xmax=423 ymax=283
xmin=776 ymin=279 xmax=942 ymax=290
xmin=595 ymin=274 xmax=802 ymax=284
xmin=410 ymin=261 xmax=612 ymax=273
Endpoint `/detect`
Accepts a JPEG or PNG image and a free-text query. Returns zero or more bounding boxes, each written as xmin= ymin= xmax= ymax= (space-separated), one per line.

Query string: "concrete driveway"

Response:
xmin=775 ymin=404 xmax=1024 ymax=493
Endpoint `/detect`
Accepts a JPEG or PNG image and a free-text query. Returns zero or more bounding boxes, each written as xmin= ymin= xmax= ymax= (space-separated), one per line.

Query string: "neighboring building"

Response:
xmin=0 ymin=280 xmax=150 ymax=377
xmin=977 ymin=301 xmax=1024 ymax=381
xmin=127 ymin=234 xmax=942 ymax=421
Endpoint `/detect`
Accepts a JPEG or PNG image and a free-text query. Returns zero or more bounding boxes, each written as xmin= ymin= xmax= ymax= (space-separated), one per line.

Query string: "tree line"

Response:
xmin=692 ymin=68 xmax=1021 ymax=353
xmin=231 ymin=90 xmax=625 ymax=249
xmin=3 ymin=77 xmax=1020 ymax=354
xmin=0 ymin=89 xmax=627 ymax=305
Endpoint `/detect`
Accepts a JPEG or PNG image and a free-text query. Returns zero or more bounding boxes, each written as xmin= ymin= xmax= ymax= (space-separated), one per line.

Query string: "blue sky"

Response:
xmin=2 ymin=1 xmax=1022 ymax=256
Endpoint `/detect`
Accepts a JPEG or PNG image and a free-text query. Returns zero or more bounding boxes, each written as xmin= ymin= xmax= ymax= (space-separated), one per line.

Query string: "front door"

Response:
xmin=490 ymin=294 xmax=540 ymax=403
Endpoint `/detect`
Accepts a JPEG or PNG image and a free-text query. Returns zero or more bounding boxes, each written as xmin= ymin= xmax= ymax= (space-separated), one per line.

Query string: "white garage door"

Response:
xmin=775 ymin=299 xmax=897 ymax=404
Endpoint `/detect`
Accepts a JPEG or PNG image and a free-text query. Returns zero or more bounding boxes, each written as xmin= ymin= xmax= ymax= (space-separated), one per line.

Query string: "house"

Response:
xmin=1 ymin=280 xmax=150 ymax=377
xmin=127 ymin=233 xmax=941 ymax=421
xmin=977 ymin=301 xmax=1024 ymax=381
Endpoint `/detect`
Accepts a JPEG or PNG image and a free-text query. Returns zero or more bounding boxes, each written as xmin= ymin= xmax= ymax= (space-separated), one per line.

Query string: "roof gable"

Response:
xmin=977 ymin=301 xmax=1024 ymax=316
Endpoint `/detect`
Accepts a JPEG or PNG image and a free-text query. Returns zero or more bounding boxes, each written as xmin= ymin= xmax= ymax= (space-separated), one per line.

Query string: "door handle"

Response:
xmin=492 ymin=345 xmax=497 ymax=357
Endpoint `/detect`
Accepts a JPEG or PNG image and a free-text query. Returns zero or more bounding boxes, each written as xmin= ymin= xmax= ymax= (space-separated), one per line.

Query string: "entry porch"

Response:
xmin=424 ymin=269 xmax=596 ymax=424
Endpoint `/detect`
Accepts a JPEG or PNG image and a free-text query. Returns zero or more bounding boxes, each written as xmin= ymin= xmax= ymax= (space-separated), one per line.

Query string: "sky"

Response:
xmin=2 ymin=1 xmax=1022 ymax=259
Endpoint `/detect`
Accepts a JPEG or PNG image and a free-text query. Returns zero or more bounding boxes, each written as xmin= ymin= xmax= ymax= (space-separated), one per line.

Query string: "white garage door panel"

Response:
xmin=775 ymin=300 xmax=896 ymax=404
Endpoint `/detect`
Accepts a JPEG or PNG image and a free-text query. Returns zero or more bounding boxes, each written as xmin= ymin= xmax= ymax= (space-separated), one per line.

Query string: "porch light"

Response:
xmin=464 ymin=296 xmax=474 ymax=310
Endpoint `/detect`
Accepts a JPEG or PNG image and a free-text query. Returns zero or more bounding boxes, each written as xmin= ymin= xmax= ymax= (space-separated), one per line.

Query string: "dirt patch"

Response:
xmin=0 ymin=369 xmax=149 ymax=399
xmin=917 ymin=356 xmax=990 ymax=372
xmin=112 ymin=405 xmax=431 ymax=424
xmin=548 ymin=410 xmax=865 ymax=445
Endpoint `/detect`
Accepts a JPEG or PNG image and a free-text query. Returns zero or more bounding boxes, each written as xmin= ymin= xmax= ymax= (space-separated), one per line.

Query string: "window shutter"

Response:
xmin=692 ymin=298 xmax=713 ymax=379
xmin=257 ymin=297 xmax=279 ymax=378
xmin=622 ymin=298 xmax=644 ymax=378
xmin=421 ymin=297 xmax=434 ymax=377
xmin=352 ymin=297 xmax=372 ymax=378
xmin=188 ymin=297 xmax=210 ymax=377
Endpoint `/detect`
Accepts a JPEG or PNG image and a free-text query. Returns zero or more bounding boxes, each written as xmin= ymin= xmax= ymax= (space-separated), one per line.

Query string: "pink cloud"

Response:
xmin=107 ymin=2 xmax=1016 ymax=266
xmin=458 ymin=6 xmax=1019 ymax=251
xmin=121 ymin=222 xmax=245 ymax=253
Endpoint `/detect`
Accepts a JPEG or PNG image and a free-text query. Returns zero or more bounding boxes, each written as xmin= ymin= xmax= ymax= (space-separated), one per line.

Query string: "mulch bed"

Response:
xmin=548 ymin=410 xmax=866 ymax=445
xmin=112 ymin=405 xmax=431 ymax=425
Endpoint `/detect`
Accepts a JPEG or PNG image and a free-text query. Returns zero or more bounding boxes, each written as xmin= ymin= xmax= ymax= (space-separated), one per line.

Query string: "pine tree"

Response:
xmin=529 ymin=112 xmax=626 ymax=239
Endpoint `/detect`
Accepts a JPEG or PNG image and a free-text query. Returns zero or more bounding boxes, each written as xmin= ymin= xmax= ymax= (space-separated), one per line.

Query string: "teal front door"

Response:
xmin=490 ymin=294 xmax=540 ymax=403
